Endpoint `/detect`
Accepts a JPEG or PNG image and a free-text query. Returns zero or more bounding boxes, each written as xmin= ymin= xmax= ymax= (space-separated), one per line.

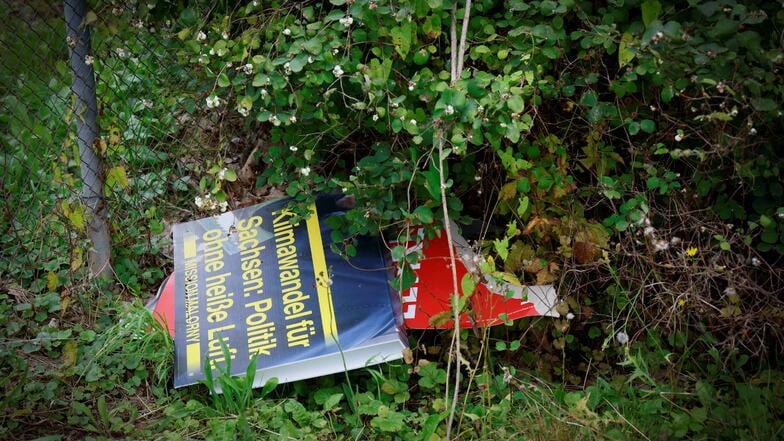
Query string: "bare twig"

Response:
xmin=444 ymin=2 xmax=472 ymax=438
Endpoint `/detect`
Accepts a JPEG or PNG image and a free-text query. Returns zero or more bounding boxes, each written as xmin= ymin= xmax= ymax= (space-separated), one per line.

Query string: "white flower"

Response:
xmin=675 ymin=133 xmax=683 ymax=142
xmin=749 ymin=127 xmax=757 ymax=135
xmin=222 ymin=31 xmax=229 ymax=39
xmin=197 ymin=31 xmax=207 ymax=41
xmin=194 ymin=196 xmax=204 ymax=208
xmin=206 ymin=95 xmax=221 ymax=109
xmin=372 ymin=114 xmax=379 ymax=121
xmin=408 ymin=81 xmax=416 ymax=91
xmin=209 ymin=48 xmax=215 ymax=55
xmin=260 ymin=88 xmax=268 ymax=97
xmin=566 ymin=312 xmax=575 ymax=320
xmin=289 ymin=115 xmax=297 ymax=123
xmin=616 ymin=331 xmax=629 ymax=344
xmin=300 ymin=167 xmax=311 ymax=176
xmin=751 ymin=257 xmax=761 ymax=267
xmin=252 ymin=0 xmax=258 ymax=6
xmin=339 ymin=15 xmax=354 ymax=27
xmin=445 ymin=104 xmax=455 ymax=115
xmin=218 ymin=168 xmax=227 ymax=180
xmin=474 ymin=175 xmax=481 ymax=181
xmin=219 ymin=201 xmax=229 ymax=212
xmin=332 ymin=64 xmax=344 ymax=76
xmin=198 ymin=54 xmax=209 ymax=64
xmin=308 ymin=56 xmax=314 ymax=63
xmin=409 ymin=119 xmax=416 ymax=125
xmin=342 ymin=187 xmax=348 ymax=193
xmin=289 ymin=145 xmax=298 ymax=152
xmin=723 ymin=287 xmax=737 ymax=296
xmin=730 ymin=109 xmax=738 ymax=117
xmin=269 ymin=114 xmax=280 ymax=126
xmin=115 ymin=47 xmax=127 ymax=58
xmin=84 ymin=55 xmax=94 ymax=65
xmin=238 ymin=106 xmax=250 ymax=117
xmin=243 ymin=63 xmax=253 ymax=74
xmin=282 ymin=28 xmax=291 ymax=36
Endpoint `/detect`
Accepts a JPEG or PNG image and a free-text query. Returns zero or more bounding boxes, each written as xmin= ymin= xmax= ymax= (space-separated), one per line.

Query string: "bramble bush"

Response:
xmin=178 ymin=0 xmax=782 ymax=349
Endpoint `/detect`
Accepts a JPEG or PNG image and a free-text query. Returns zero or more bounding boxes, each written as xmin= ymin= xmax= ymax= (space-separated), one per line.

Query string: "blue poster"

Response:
xmin=172 ymin=196 xmax=406 ymax=388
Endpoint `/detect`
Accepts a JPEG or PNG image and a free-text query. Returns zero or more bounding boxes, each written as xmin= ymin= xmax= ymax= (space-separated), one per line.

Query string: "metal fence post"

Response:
xmin=64 ymin=0 xmax=112 ymax=280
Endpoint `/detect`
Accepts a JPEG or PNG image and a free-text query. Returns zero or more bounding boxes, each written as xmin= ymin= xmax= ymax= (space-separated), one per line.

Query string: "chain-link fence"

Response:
xmin=0 ymin=0 xmax=214 ymax=297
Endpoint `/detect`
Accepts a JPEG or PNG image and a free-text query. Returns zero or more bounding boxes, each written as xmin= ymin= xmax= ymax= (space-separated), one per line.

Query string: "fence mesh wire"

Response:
xmin=1 ymin=0 xmax=213 ymax=296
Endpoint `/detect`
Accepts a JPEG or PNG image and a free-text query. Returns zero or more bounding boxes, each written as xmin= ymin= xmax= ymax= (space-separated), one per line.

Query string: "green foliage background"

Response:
xmin=1 ymin=0 xmax=783 ymax=439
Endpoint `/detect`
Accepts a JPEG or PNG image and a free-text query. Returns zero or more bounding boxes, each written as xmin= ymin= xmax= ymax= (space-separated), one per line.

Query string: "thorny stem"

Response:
xmin=444 ymin=2 xmax=472 ymax=439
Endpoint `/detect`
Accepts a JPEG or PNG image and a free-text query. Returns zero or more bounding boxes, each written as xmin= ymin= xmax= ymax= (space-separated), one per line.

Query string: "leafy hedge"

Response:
xmin=177 ymin=0 xmax=783 ymax=355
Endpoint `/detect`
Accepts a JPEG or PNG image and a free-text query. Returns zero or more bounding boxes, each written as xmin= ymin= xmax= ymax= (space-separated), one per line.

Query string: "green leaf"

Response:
xmin=751 ymin=98 xmax=777 ymax=112
xmin=252 ymin=73 xmax=268 ymax=87
xmin=461 ymin=273 xmax=476 ymax=297
xmin=661 ymin=85 xmax=674 ymax=102
xmin=368 ymin=58 xmax=392 ymax=86
xmin=289 ymin=55 xmax=308 ymax=73
xmin=323 ymin=393 xmax=343 ymax=410
xmin=423 ymin=164 xmax=442 ymax=202
xmin=392 ymin=264 xmax=417 ymax=291
xmin=540 ymin=46 xmax=559 ymax=59
xmin=507 ymin=95 xmax=524 ymax=113
xmin=640 ymin=119 xmax=655 ymax=133
xmin=618 ymin=33 xmax=635 ymax=67
xmin=761 ymin=230 xmax=778 ymax=244
xmin=390 ymin=22 xmax=413 ymax=58
xmin=391 ymin=245 xmax=407 ymax=262
xmin=217 ymin=72 xmax=230 ymax=88
xmin=222 ymin=169 xmax=237 ymax=182
xmin=628 ymin=121 xmax=640 ymax=135
xmin=494 ymin=237 xmax=510 ymax=261
xmin=413 ymin=205 xmax=434 ymax=224
xmin=580 ymin=91 xmax=598 ymax=107
xmin=516 ymin=196 xmax=530 ymax=217
xmin=303 ymin=38 xmax=322 ymax=54
xmin=179 ymin=8 xmax=197 ymax=26
xmin=106 ymin=166 xmax=129 ymax=191
xmin=641 ymin=0 xmax=662 ymax=27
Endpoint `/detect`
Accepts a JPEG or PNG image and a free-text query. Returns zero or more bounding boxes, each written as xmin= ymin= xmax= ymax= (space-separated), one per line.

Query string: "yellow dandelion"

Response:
xmin=677 ymin=298 xmax=686 ymax=307
xmin=686 ymin=247 xmax=698 ymax=257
